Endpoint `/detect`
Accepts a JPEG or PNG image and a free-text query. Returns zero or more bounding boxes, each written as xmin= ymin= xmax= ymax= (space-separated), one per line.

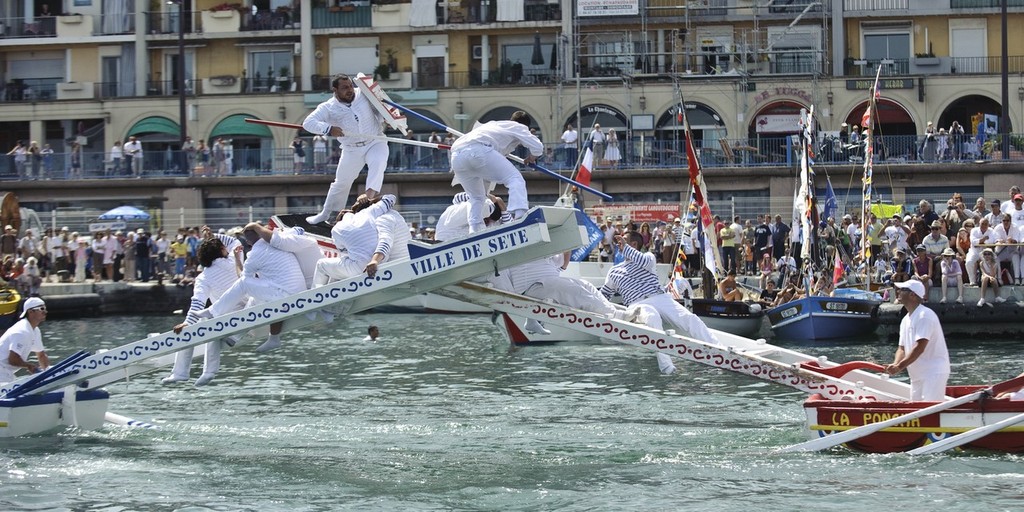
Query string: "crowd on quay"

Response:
xmin=0 ymin=224 xmax=271 ymax=296
xmin=585 ymin=184 xmax=1024 ymax=307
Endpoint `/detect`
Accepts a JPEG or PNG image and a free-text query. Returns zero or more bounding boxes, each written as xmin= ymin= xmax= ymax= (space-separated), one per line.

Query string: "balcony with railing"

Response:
xmin=0 ymin=15 xmax=57 ymax=38
xmin=844 ymin=55 xmax=1024 ymax=77
xmin=312 ymin=4 xmax=372 ymax=29
xmin=1 ymin=78 xmax=61 ymax=102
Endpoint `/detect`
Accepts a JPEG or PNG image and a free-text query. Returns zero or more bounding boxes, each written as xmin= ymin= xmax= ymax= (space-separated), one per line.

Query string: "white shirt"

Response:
xmin=331 ymin=195 xmax=397 ymax=268
xmin=506 ymin=255 xmax=564 ymax=295
xmin=374 ymin=210 xmax=412 ymax=262
xmin=244 ymin=239 xmax=306 ymax=295
xmin=969 ymin=226 xmax=994 ymax=254
xmin=561 ymin=128 xmax=578 ymax=147
xmin=110 ymin=144 xmax=123 ymax=158
xmin=49 ymin=235 xmax=66 ymax=258
xmin=123 ymin=140 xmax=142 ymax=157
xmin=898 ymin=305 xmax=950 ymax=380
xmin=186 ymin=256 xmax=241 ymax=325
xmin=302 ymin=89 xmax=384 ymax=148
xmin=451 ymin=120 xmax=543 ymax=157
xmin=0 ymin=318 xmax=44 ymax=383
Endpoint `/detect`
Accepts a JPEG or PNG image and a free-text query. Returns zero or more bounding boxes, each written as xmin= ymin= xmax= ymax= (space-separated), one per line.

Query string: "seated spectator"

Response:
xmin=758 ymin=253 xmax=774 ymax=289
xmin=718 ymin=270 xmax=744 ymax=301
xmin=978 ymin=248 xmax=1005 ymax=307
xmin=911 ymin=245 xmax=933 ymax=302
xmin=758 ymin=280 xmax=779 ymax=306
xmin=938 ymin=248 xmax=964 ymax=304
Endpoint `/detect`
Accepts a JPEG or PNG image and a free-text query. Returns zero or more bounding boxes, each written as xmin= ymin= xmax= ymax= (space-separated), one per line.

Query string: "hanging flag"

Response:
xmin=570 ymin=204 xmax=604 ymax=262
xmin=681 ymin=108 xmax=724 ymax=277
xmin=822 ymin=178 xmax=838 ymax=222
xmin=576 ymin=147 xmax=594 ymax=187
xmin=832 ymin=249 xmax=844 ymax=285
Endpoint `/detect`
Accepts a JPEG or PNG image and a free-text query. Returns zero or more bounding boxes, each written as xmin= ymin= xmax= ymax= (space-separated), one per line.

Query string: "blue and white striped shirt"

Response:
xmin=600 ymin=244 xmax=663 ymax=306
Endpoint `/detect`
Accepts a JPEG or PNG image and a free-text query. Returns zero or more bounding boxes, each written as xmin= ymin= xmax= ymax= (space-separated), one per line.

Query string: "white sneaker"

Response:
xmin=939 ymin=297 xmax=947 ymax=304
xmin=956 ymin=296 xmax=963 ymax=304
xmin=978 ymin=298 xmax=986 ymax=307
xmin=161 ymin=375 xmax=187 ymax=385
xmin=995 ymin=296 xmax=1006 ymax=303
xmin=524 ymin=318 xmax=551 ymax=335
xmin=194 ymin=374 xmax=216 ymax=387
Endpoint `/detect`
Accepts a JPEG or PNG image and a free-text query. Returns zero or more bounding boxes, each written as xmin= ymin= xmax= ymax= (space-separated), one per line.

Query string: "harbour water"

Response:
xmin=2 ymin=313 xmax=1023 ymax=511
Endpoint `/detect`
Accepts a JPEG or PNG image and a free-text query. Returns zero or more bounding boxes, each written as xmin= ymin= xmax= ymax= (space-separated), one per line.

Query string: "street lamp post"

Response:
xmin=169 ymin=0 xmax=188 ymax=174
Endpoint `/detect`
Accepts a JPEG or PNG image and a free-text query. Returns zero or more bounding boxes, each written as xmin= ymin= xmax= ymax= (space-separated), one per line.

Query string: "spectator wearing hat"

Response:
xmin=887 ymin=279 xmax=950 ymax=401
xmin=1008 ymin=192 xmax=1024 ymax=230
xmin=985 ymin=198 xmax=1004 ymax=227
xmin=938 ymin=248 xmax=964 ymax=304
xmin=922 ymin=219 xmax=949 ymax=279
xmin=978 ymin=247 xmax=1005 ymax=307
xmin=0 ymin=225 xmax=17 ymax=262
xmin=911 ymin=244 xmax=933 ymax=301
xmin=966 ymin=217 xmax=994 ymax=286
xmin=0 ymin=297 xmax=50 ymax=384
xmin=921 ymin=121 xmax=937 ymax=161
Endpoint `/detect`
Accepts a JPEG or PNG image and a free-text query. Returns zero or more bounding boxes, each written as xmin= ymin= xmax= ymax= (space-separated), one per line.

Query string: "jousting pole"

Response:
xmin=242 ymin=118 xmax=451 ymax=150
xmin=381 ymin=99 xmax=613 ymax=201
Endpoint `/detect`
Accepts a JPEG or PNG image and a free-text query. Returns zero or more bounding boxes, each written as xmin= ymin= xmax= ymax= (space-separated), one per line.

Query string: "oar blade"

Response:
xmin=908 ymin=411 xmax=1024 ymax=455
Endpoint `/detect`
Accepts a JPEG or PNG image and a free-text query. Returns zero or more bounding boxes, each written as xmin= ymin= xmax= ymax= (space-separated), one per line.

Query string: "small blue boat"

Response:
xmin=766 ymin=295 xmax=881 ymax=341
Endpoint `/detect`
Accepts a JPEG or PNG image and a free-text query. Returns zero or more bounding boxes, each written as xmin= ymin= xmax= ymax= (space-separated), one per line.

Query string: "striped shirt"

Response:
xmin=185 ymin=257 xmax=240 ymax=325
xmin=506 ymin=254 xmax=564 ymax=295
xmin=600 ymin=244 xmax=663 ymax=306
xmin=331 ymin=195 xmax=396 ymax=266
xmin=244 ymin=239 xmax=306 ymax=295
xmin=375 ymin=210 xmax=411 ymax=261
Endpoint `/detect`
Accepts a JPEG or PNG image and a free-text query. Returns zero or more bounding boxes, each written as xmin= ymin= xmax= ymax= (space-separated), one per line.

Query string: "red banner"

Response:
xmin=588 ymin=204 xmax=682 ymax=224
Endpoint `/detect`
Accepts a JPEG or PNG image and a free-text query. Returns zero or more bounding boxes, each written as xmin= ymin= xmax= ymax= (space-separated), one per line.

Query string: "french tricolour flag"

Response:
xmin=577 ymin=147 xmax=594 ymax=187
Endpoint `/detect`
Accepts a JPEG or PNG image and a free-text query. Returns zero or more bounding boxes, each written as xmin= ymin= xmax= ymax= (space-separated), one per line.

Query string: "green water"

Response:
xmin=1 ymin=314 xmax=1021 ymax=511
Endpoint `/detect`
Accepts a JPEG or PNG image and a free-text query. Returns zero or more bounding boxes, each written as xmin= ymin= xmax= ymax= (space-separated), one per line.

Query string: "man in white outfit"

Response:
xmin=601 ymin=232 xmax=719 ymax=374
xmin=887 ymin=280 xmax=950 ymax=401
xmin=313 ymin=194 xmax=409 ymax=286
xmin=163 ymin=232 xmax=246 ymax=386
xmin=434 ymin=192 xmax=507 ymax=242
xmin=501 ymin=251 xmax=620 ymax=335
xmin=0 ymin=297 xmax=50 ymax=384
xmin=449 ymin=110 xmax=543 ymax=233
xmin=203 ymin=223 xmax=307 ymax=353
xmin=302 ymin=74 xmax=389 ymax=225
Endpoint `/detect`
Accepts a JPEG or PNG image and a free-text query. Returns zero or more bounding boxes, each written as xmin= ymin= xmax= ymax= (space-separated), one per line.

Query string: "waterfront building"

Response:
xmin=1 ymin=1 xmax=1021 ymax=226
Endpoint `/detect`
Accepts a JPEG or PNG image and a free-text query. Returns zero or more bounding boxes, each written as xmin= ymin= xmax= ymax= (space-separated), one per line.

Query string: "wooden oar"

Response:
xmin=777 ymin=373 xmax=1024 ymax=454
xmin=908 ymin=411 xmax=1024 ymax=455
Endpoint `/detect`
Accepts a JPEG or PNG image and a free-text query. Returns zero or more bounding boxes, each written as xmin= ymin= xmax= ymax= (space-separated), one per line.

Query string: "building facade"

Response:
xmin=2 ymin=0 xmax=1023 ymax=221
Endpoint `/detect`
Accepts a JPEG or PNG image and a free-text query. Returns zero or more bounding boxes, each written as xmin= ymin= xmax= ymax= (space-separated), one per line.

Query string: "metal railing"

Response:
xmin=1 ymin=77 xmax=61 ymax=102
xmin=5 ymin=133 xmax=1024 ymax=183
xmin=0 ymin=15 xmax=58 ymax=38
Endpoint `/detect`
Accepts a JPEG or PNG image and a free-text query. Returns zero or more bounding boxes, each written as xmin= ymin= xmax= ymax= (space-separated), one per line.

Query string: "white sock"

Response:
xmin=256 ymin=334 xmax=282 ymax=353
xmin=306 ymin=211 xmax=329 ymax=225
xmin=194 ymin=373 xmax=216 ymax=387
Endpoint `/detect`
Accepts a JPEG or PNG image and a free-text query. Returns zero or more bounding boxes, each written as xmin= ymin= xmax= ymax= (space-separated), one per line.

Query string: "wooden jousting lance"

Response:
xmin=381 ymin=99 xmax=614 ymax=201
xmin=242 ymin=118 xmax=452 ymax=150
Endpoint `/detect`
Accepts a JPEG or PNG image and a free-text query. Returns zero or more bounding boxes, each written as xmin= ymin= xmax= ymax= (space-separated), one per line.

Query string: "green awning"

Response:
xmin=210 ymin=114 xmax=273 ymax=139
xmin=126 ymin=116 xmax=181 ymax=137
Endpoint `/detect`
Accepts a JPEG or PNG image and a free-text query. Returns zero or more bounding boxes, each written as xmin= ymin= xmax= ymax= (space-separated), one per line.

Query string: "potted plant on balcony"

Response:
xmin=914 ymin=50 xmax=939 ymax=66
xmin=374 ymin=64 xmax=391 ymax=81
xmin=278 ymin=67 xmax=291 ymax=84
xmin=384 ymin=47 xmax=398 ymax=73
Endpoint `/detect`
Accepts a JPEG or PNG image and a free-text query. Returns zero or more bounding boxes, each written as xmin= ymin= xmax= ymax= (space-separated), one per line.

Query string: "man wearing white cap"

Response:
xmin=0 ymin=297 xmax=50 ymax=384
xmin=886 ymin=280 xmax=950 ymax=401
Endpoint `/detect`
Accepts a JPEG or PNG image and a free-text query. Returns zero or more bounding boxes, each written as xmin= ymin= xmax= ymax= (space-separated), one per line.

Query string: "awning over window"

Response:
xmin=126 ymin=116 xmax=180 ymax=137
xmin=210 ymin=114 xmax=273 ymax=138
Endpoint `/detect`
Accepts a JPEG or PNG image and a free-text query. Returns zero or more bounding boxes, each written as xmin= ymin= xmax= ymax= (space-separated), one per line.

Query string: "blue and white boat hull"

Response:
xmin=766 ymin=296 xmax=880 ymax=341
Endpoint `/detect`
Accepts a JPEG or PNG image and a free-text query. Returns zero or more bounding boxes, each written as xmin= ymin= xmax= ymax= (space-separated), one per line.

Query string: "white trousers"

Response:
xmin=522 ymin=277 xmax=618 ymax=316
xmin=965 ymin=249 xmax=983 ymax=285
xmin=169 ymin=341 xmax=222 ymax=380
xmin=910 ymin=371 xmax=950 ymax=401
xmin=450 ymin=144 xmax=527 ymax=232
xmin=313 ymin=255 xmax=365 ymax=287
xmin=636 ymin=293 xmax=719 ymax=345
xmin=320 ymin=141 xmax=389 ymax=215
xmin=210 ymin=277 xmax=291 ymax=317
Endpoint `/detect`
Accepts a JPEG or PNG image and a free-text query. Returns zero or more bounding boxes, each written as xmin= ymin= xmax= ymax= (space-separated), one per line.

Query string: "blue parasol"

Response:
xmin=98 ymin=205 xmax=150 ymax=221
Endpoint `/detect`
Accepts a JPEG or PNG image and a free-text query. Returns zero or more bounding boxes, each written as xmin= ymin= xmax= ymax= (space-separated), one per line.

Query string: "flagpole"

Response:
xmin=860 ymin=65 xmax=882 ymax=286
